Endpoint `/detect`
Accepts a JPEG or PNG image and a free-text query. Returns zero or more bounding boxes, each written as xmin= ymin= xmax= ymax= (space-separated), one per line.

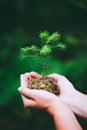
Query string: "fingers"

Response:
xmin=20 ymin=71 xmax=40 ymax=88
xmin=21 ymin=95 xmax=36 ymax=108
xmin=18 ymin=87 xmax=36 ymax=100
xmin=48 ymin=73 xmax=62 ymax=81
xmin=18 ymin=87 xmax=52 ymax=101
xmin=18 ymin=87 xmax=36 ymax=107
xmin=20 ymin=74 xmax=29 ymax=88
xmin=29 ymin=71 xmax=40 ymax=78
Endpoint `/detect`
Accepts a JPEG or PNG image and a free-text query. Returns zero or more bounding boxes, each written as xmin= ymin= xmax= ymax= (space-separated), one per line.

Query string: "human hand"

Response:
xmin=19 ymin=72 xmax=59 ymax=113
xmin=19 ymin=71 xmax=87 ymax=119
xmin=18 ymin=72 xmax=82 ymax=130
xmin=48 ymin=73 xmax=76 ymax=98
xmin=48 ymin=73 xmax=77 ymax=107
xmin=19 ymin=72 xmax=76 ymax=109
xmin=48 ymin=73 xmax=87 ymax=119
xmin=18 ymin=86 xmax=59 ymax=112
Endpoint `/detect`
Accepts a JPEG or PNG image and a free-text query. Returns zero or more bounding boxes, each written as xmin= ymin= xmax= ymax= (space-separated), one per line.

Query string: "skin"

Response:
xmin=48 ymin=73 xmax=87 ymax=119
xmin=18 ymin=72 xmax=82 ymax=130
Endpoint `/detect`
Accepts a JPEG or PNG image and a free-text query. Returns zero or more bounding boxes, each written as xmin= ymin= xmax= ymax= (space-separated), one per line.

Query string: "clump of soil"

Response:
xmin=30 ymin=76 xmax=60 ymax=95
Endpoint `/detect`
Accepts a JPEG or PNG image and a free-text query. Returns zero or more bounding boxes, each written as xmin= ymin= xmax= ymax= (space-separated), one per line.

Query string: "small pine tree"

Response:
xmin=20 ymin=30 xmax=66 ymax=75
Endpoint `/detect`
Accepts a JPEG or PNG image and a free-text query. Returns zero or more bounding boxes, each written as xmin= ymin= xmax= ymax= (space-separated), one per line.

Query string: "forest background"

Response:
xmin=0 ymin=0 xmax=87 ymax=129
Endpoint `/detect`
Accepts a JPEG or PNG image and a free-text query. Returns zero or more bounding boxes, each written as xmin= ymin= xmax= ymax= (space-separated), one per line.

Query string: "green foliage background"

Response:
xmin=0 ymin=0 xmax=87 ymax=129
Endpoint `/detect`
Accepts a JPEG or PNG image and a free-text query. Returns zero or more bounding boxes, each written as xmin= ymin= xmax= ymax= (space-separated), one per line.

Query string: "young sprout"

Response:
xmin=20 ymin=30 xmax=66 ymax=74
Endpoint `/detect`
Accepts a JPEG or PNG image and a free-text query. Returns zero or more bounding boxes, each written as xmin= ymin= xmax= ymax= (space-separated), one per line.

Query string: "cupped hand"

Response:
xmin=18 ymin=72 xmax=82 ymax=130
xmin=48 ymin=73 xmax=77 ymax=107
xmin=19 ymin=72 xmax=59 ymax=112
xmin=18 ymin=86 xmax=58 ymax=110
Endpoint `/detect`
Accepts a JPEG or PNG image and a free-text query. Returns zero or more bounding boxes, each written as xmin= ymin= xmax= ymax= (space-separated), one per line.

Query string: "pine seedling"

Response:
xmin=20 ymin=30 xmax=66 ymax=74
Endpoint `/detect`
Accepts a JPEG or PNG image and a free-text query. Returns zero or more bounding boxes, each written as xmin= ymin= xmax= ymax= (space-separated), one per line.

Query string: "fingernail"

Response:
xmin=18 ymin=87 xmax=22 ymax=91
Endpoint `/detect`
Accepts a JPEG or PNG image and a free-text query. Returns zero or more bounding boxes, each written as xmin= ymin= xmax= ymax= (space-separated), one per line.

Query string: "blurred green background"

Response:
xmin=0 ymin=0 xmax=87 ymax=129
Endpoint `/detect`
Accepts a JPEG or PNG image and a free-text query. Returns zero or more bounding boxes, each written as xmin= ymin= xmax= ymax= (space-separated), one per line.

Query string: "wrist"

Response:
xmin=47 ymin=97 xmax=82 ymax=130
xmin=65 ymin=89 xmax=87 ymax=118
xmin=46 ymin=97 xmax=68 ymax=116
xmin=46 ymin=97 xmax=60 ymax=116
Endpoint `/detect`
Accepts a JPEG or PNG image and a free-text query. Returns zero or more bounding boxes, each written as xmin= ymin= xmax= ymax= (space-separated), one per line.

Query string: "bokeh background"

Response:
xmin=0 ymin=0 xmax=87 ymax=129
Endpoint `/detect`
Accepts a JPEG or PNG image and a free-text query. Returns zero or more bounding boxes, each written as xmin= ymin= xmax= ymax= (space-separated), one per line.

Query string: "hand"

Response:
xmin=18 ymin=86 xmax=59 ymax=111
xmin=48 ymin=73 xmax=87 ymax=119
xmin=18 ymin=72 xmax=82 ymax=130
xmin=19 ymin=72 xmax=59 ymax=111
xmin=48 ymin=73 xmax=76 ymax=104
xmin=19 ymin=72 xmax=76 ymax=110
xmin=19 ymin=71 xmax=87 ymax=119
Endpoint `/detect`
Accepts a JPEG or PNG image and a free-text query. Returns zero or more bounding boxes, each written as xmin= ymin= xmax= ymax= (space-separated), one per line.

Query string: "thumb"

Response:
xmin=18 ymin=87 xmax=35 ymax=99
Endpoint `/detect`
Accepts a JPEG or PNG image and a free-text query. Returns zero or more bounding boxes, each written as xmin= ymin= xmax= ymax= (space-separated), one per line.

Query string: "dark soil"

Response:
xmin=30 ymin=76 xmax=60 ymax=95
